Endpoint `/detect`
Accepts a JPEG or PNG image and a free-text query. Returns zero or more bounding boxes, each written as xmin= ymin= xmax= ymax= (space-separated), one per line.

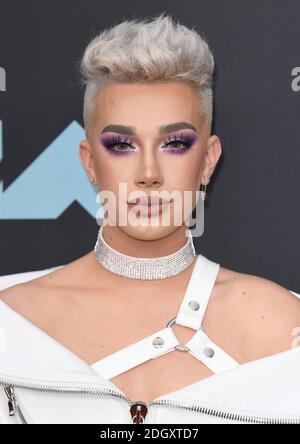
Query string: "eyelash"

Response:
xmin=104 ymin=134 xmax=191 ymax=154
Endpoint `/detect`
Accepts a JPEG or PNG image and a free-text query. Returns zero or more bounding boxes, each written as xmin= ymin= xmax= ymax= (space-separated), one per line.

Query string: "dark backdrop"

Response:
xmin=0 ymin=0 xmax=299 ymax=292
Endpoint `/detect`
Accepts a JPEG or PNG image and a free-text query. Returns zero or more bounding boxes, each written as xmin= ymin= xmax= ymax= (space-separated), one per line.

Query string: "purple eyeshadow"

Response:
xmin=165 ymin=133 xmax=198 ymax=154
xmin=99 ymin=131 xmax=198 ymax=156
xmin=99 ymin=134 xmax=135 ymax=156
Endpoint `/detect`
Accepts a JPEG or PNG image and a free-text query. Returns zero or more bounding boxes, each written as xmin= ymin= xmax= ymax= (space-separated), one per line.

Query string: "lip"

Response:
xmin=127 ymin=196 xmax=171 ymax=206
xmin=127 ymin=199 xmax=171 ymax=217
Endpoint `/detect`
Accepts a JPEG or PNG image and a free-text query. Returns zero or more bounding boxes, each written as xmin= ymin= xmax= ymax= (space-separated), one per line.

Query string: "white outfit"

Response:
xmin=0 ymin=254 xmax=299 ymax=424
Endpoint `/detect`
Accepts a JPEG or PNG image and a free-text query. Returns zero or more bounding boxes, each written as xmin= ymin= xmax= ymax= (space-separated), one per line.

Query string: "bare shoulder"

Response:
xmin=217 ymin=266 xmax=300 ymax=360
xmin=0 ymin=250 xmax=96 ymax=316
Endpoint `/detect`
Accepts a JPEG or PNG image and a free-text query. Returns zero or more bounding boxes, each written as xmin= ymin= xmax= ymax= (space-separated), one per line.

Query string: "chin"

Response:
xmin=118 ymin=225 xmax=181 ymax=242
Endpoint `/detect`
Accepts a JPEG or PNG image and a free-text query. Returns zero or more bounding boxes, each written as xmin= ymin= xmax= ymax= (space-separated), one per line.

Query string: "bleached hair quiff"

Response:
xmin=79 ymin=13 xmax=215 ymax=136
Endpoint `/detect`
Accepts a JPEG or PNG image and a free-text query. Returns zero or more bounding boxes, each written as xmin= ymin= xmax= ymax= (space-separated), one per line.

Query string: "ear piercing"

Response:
xmin=89 ymin=176 xmax=96 ymax=184
xmin=200 ymin=175 xmax=210 ymax=201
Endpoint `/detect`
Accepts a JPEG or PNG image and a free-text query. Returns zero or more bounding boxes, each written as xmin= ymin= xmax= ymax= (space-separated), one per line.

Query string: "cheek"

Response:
xmin=93 ymin=154 xmax=132 ymax=195
xmin=166 ymin=155 xmax=202 ymax=190
xmin=184 ymin=151 xmax=205 ymax=188
xmin=189 ymin=162 xmax=203 ymax=188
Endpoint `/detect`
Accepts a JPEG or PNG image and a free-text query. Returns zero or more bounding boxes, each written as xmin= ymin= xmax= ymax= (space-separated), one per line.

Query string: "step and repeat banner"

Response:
xmin=0 ymin=1 xmax=299 ymax=291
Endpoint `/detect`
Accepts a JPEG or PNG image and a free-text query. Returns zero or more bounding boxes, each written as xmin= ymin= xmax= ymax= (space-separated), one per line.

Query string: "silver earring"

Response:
xmin=89 ymin=176 xmax=96 ymax=184
xmin=200 ymin=175 xmax=210 ymax=201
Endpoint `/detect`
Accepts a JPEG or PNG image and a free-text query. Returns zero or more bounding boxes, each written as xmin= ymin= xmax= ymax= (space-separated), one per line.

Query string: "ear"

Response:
xmin=78 ymin=139 xmax=96 ymax=180
xmin=203 ymin=135 xmax=222 ymax=179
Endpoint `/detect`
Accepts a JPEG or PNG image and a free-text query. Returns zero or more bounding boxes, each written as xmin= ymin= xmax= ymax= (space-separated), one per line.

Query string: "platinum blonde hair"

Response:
xmin=79 ymin=13 xmax=215 ymax=136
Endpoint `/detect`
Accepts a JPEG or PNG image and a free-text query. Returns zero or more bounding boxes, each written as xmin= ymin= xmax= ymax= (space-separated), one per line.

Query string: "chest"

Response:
xmin=41 ymin=291 xmax=220 ymax=403
xmin=28 ymin=259 xmax=242 ymax=405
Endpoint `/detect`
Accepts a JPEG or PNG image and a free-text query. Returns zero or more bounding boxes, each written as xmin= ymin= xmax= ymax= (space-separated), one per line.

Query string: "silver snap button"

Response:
xmin=203 ymin=347 xmax=215 ymax=358
xmin=188 ymin=300 xmax=200 ymax=311
xmin=152 ymin=337 xmax=164 ymax=348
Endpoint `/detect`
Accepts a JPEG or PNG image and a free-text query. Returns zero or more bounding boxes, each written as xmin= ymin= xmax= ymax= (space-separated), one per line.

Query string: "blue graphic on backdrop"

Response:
xmin=0 ymin=120 xmax=102 ymax=219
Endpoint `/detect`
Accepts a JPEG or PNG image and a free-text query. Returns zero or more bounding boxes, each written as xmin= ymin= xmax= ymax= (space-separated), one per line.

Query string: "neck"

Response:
xmin=101 ymin=225 xmax=190 ymax=258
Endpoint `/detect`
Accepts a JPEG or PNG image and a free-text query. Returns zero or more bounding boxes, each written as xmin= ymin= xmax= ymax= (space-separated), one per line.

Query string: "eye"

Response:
xmin=165 ymin=139 xmax=188 ymax=149
xmin=105 ymin=135 xmax=136 ymax=152
xmin=101 ymin=132 xmax=196 ymax=155
xmin=162 ymin=134 xmax=191 ymax=151
xmin=110 ymin=142 xmax=133 ymax=151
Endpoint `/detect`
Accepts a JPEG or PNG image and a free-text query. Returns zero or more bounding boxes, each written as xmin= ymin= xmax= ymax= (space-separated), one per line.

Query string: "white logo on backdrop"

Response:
xmin=0 ymin=67 xmax=6 ymax=92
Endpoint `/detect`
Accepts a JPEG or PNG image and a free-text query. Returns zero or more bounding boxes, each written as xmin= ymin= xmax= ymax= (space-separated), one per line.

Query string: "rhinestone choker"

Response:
xmin=94 ymin=225 xmax=196 ymax=280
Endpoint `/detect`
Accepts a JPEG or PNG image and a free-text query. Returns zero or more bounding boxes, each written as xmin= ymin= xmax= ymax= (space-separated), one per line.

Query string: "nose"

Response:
xmin=134 ymin=148 xmax=164 ymax=189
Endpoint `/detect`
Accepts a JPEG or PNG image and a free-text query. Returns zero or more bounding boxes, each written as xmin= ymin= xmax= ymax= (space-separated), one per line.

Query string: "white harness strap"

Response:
xmin=91 ymin=327 xmax=181 ymax=380
xmin=91 ymin=254 xmax=239 ymax=379
xmin=185 ymin=329 xmax=239 ymax=373
xmin=175 ymin=254 xmax=221 ymax=330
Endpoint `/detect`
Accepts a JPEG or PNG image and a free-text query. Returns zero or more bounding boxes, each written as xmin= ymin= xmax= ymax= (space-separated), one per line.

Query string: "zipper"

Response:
xmin=4 ymin=386 xmax=28 ymax=424
xmin=130 ymin=402 xmax=148 ymax=424
xmin=1 ymin=378 xmax=300 ymax=424
xmin=1 ymin=378 xmax=131 ymax=425
xmin=149 ymin=399 xmax=300 ymax=424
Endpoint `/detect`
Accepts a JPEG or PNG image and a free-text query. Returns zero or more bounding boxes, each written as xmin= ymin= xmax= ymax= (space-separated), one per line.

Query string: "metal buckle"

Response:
xmin=166 ymin=316 xmax=177 ymax=328
xmin=166 ymin=317 xmax=190 ymax=352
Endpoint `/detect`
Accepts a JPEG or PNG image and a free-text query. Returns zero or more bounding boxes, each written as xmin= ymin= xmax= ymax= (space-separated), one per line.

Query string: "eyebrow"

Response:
xmin=100 ymin=121 xmax=197 ymax=135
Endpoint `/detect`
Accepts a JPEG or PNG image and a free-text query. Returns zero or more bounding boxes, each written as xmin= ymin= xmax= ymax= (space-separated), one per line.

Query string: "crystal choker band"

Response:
xmin=94 ymin=225 xmax=196 ymax=280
